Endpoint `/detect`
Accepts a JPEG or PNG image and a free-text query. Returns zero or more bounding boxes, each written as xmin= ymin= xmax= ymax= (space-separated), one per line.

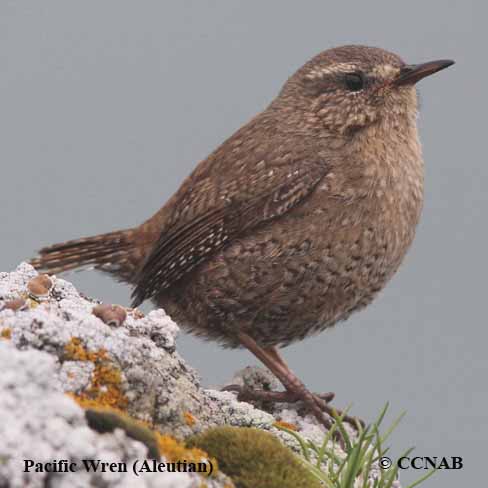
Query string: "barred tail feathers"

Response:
xmin=30 ymin=228 xmax=139 ymax=282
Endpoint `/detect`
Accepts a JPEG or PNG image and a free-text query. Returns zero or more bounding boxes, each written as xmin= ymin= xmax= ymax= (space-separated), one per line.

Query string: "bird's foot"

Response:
xmin=222 ymin=384 xmax=364 ymax=433
xmin=310 ymin=393 xmax=365 ymax=431
xmin=222 ymin=384 xmax=335 ymax=404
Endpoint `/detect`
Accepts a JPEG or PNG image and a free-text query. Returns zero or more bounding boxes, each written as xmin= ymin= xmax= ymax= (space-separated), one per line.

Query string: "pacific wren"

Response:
xmin=32 ymin=45 xmax=454 ymax=430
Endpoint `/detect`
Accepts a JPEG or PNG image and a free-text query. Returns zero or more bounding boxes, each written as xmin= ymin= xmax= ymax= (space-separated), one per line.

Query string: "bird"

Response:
xmin=31 ymin=45 xmax=454 ymax=431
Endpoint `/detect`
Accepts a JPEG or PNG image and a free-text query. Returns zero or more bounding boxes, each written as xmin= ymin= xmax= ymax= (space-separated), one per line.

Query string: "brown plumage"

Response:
xmin=32 ymin=46 xmax=453 ymax=431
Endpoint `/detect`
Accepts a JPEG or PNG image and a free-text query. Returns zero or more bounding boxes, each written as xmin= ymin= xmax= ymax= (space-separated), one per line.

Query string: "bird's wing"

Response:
xmin=131 ymin=146 xmax=328 ymax=307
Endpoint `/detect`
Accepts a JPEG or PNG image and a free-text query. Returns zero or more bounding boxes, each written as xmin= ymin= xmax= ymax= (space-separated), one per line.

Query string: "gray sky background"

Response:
xmin=0 ymin=1 xmax=484 ymax=486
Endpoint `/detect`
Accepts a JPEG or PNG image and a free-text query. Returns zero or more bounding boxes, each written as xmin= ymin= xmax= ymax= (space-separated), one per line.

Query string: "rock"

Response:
xmin=0 ymin=264 xmax=236 ymax=487
xmin=91 ymin=303 xmax=127 ymax=327
xmin=0 ymin=263 xmax=398 ymax=487
xmin=0 ymin=297 xmax=27 ymax=311
xmin=27 ymin=274 xmax=53 ymax=299
xmin=0 ymin=342 xmax=166 ymax=488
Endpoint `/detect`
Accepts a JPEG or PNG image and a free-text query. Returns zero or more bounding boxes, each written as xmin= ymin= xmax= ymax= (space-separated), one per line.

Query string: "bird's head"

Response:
xmin=275 ymin=45 xmax=454 ymax=137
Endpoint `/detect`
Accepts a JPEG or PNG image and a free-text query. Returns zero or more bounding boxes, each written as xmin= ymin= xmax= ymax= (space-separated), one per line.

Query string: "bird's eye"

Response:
xmin=344 ymin=73 xmax=364 ymax=91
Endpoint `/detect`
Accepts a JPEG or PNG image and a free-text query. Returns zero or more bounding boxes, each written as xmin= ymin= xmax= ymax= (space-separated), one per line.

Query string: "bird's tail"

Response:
xmin=30 ymin=228 xmax=140 ymax=282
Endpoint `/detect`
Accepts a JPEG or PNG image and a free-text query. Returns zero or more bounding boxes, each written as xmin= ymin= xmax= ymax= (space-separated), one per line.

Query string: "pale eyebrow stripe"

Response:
xmin=304 ymin=62 xmax=360 ymax=81
xmin=305 ymin=63 xmax=400 ymax=81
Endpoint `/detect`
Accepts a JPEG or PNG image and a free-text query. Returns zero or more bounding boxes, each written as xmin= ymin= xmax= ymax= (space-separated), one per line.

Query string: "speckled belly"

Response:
xmin=158 ymin=199 xmax=416 ymax=349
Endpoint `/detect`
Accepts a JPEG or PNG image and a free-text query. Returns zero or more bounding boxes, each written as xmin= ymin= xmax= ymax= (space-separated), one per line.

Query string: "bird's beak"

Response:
xmin=392 ymin=59 xmax=454 ymax=87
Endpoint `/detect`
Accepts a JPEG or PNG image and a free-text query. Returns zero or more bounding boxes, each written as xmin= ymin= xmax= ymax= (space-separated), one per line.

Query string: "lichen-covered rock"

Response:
xmin=0 ymin=263 xmax=273 ymax=440
xmin=0 ymin=341 xmax=230 ymax=488
xmin=0 ymin=263 xmax=397 ymax=488
xmin=0 ymin=263 xmax=243 ymax=487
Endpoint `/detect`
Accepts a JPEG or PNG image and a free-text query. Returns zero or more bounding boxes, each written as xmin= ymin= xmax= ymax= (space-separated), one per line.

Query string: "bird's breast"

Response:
xmin=309 ymin=122 xmax=424 ymax=289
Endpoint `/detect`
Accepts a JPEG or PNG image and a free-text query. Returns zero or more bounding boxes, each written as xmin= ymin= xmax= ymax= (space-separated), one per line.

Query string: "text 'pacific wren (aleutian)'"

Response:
xmin=32 ymin=45 xmax=454 ymax=431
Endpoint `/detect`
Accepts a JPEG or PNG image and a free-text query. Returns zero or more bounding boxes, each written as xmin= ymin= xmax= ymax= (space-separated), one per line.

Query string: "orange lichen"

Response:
xmin=64 ymin=337 xmax=106 ymax=362
xmin=0 ymin=327 xmax=12 ymax=340
xmin=63 ymin=337 xmax=217 ymax=477
xmin=88 ymin=363 xmax=128 ymax=409
xmin=183 ymin=411 xmax=197 ymax=427
xmin=74 ymin=402 xmax=217 ymax=477
xmin=273 ymin=420 xmax=298 ymax=431
xmin=64 ymin=337 xmax=128 ymax=411
xmin=155 ymin=432 xmax=217 ymax=476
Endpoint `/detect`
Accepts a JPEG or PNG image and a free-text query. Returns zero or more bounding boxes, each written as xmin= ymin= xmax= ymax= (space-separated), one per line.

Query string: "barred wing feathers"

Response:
xmin=131 ymin=157 xmax=327 ymax=306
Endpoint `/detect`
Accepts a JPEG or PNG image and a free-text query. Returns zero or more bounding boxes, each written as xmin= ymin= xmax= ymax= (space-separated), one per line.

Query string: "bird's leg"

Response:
xmin=263 ymin=346 xmax=336 ymax=403
xmin=266 ymin=345 xmax=363 ymax=428
xmin=226 ymin=332 xmax=363 ymax=431
xmin=233 ymin=331 xmax=334 ymax=431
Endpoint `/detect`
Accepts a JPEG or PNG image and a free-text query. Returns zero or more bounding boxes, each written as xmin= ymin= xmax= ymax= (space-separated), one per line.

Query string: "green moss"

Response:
xmin=85 ymin=408 xmax=160 ymax=459
xmin=187 ymin=426 xmax=321 ymax=488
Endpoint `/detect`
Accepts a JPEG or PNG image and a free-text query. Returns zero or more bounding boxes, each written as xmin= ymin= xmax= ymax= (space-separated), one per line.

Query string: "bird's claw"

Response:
xmin=221 ymin=384 xmax=363 ymax=434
